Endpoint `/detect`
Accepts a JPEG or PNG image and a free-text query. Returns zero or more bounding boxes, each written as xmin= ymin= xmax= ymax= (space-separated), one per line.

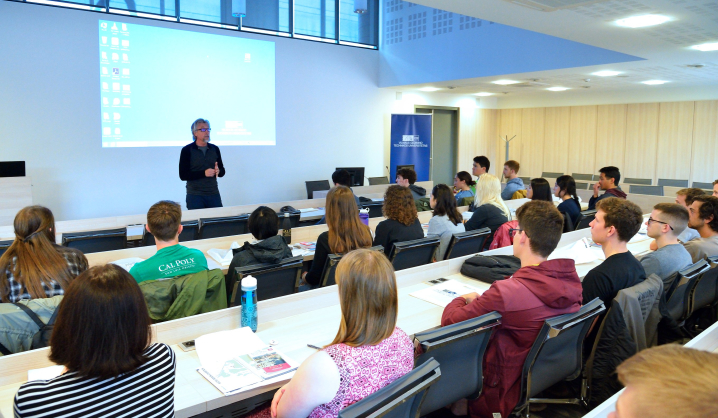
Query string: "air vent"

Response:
xmin=510 ymin=81 xmax=551 ymax=88
xmin=503 ymin=0 xmax=609 ymax=12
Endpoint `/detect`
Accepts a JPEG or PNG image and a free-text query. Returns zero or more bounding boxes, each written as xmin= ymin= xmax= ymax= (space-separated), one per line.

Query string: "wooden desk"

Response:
xmin=312 ymin=181 xmax=433 ymax=200
xmin=0 ymin=177 xmax=32 ymax=227
xmin=575 ymin=189 xmax=674 ymax=214
xmin=0 ymin=222 xmax=652 ymax=418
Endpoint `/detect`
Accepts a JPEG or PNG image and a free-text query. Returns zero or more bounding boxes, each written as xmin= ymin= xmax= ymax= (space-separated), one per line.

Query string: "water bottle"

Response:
xmin=240 ymin=276 xmax=258 ymax=332
xmin=281 ymin=212 xmax=292 ymax=244
xmin=359 ymin=208 xmax=370 ymax=226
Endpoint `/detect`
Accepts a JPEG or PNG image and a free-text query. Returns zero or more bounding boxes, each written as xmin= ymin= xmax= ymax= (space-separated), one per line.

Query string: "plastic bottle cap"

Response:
xmin=241 ymin=276 xmax=257 ymax=290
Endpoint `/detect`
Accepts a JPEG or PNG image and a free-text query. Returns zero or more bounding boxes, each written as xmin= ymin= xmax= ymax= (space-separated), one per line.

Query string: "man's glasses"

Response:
xmin=509 ymin=228 xmax=524 ymax=238
xmin=647 ymin=217 xmax=673 ymax=230
xmin=195 ymin=128 xmax=211 ymax=132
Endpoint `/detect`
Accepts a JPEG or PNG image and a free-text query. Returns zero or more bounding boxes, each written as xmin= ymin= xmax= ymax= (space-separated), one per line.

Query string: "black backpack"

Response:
xmin=0 ymin=303 xmax=58 ymax=356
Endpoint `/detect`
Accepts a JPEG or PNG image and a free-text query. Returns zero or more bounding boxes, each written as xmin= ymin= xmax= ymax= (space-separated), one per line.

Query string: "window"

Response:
xmin=241 ymin=0 xmax=290 ymax=33
xmin=339 ymin=0 xmax=377 ymax=45
xmin=180 ymin=0 xmax=239 ymax=26
xmin=109 ymin=0 xmax=175 ymax=17
xmin=294 ymin=0 xmax=335 ymax=39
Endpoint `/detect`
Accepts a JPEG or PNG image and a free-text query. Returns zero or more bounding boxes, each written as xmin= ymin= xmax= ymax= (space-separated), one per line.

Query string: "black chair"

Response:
xmin=368 ymin=176 xmax=389 ymax=185
xmin=277 ymin=211 xmax=301 ymax=229
xmin=692 ymin=181 xmax=713 ymax=190
xmin=559 ymin=211 xmax=574 ymax=233
xmin=320 ymin=246 xmax=384 ymax=287
xmin=519 ymin=176 xmax=531 ymax=184
xmin=574 ymin=209 xmax=597 ymax=231
xmin=513 ymin=298 xmax=606 ymax=417
xmin=361 ymin=201 xmax=384 ymax=218
xmin=142 ymin=220 xmax=199 ymax=246
xmin=228 ymin=256 xmax=304 ymax=306
xmin=414 ymin=312 xmax=501 ymax=416
xmin=306 ymin=180 xmax=330 ymax=199
xmin=624 ymin=177 xmax=652 ymax=185
xmin=197 ymin=215 xmax=249 ymax=239
xmin=688 ymin=265 xmax=718 ymax=319
xmin=657 ymin=179 xmax=688 ymax=188
xmin=541 ymin=172 xmax=563 ymax=178
xmin=592 ymin=174 xmax=600 ymax=181
xmin=666 ymin=260 xmax=710 ymax=323
xmin=443 ymin=228 xmax=491 ymax=260
xmin=0 ymin=240 xmax=12 ymax=257
xmin=338 ymin=358 xmax=441 ymax=418
xmin=389 ymin=237 xmax=441 ymax=271
xmin=61 ymin=228 xmax=127 ymax=254
xmin=629 ymin=185 xmax=664 ymax=196
xmin=571 ymin=173 xmax=593 ymax=181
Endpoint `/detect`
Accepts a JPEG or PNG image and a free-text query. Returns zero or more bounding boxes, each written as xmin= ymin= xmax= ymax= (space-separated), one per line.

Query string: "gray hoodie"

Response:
xmin=409 ymin=184 xmax=427 ymax=200
xmin=501 ymin=177 xmax=526 ymax=200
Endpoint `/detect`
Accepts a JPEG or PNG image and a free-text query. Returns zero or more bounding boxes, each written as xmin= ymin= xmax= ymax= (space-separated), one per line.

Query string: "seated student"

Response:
xmin=130 ymin=201 xmax=208 ymax=283
xmin=640 ymin=203 xmax=692 ymax=287
xmin=227 ymin=206 xmax=293 ymax=284
xmin=374 ymin=185 xmax=424 ymax=256
xmin=683 ymin=195 xmax=718 ymax=262
xmin=453 ymin=171 xmax=476 ymax=204
xmin=301 ymin=186 xmax=372 ymax=289
xmin=14 ymin=264 xmax=176 ymax=418
xmin=248 ymin=250 xmax=413 ymax=418
xmin=554 ymin=175 xmax=581 ymax=226
xmin=673 ymin=188 xmax=705 ymax=243
xmin=500 ymin=160 xmax=526 ymax=200
xmin=583 ymin=198 xmax=646 ymax=306
xmin=589 ymin=166 xmax=626 ymax=210
xmin=316 ymin=169 xmax=362 ymax=225
xmin=527 ymin=177 xmax=552 ymax=202
xmin=471 ymin=156 xmax=490 ymax=193
xmin=396 ymin=167 xmax=426 ymax=200
xmin=427 ymin=184 xmax=465 ymax=260
xmin=610 ymin=345 xmax=718 ymax=418
xmin=442 ymin=201 xmax=582 ymax=418
xmin=0 ymin=206 xmax=88 ymax=303
xmin=465 ymin=174 xmax=511 ymax=249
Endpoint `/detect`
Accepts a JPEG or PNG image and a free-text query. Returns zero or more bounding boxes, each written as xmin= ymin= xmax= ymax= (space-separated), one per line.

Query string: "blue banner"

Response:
xmin=390 ymin=114 xmax=432 ymax=183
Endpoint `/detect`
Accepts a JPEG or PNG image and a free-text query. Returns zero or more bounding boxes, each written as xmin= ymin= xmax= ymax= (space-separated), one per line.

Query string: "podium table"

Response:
xmin=0 ymin=177 xmax=32 ymax=226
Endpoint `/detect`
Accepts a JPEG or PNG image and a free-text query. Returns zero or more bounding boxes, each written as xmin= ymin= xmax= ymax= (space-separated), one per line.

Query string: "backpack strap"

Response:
xmin=0 ymin=341 xmax=11 ymax=356
xmin=13 ymin=302 xmax=46 ymax=330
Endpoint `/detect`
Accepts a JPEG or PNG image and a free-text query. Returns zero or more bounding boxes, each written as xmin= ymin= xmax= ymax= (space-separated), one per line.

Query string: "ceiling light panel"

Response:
xmin=547 ymin=87 xmax=571 ymax=91
xmin=692 ymin=42 xmax=718 ymax=51
xmin=492 ymin=79 xmax=521 ymax=85
xmin=641 ymin=80 xmax=669 ymax=84
xmin=418 ymin=87 xmax=441 ymax=92
xmin=592 ymin=70 xmax=622 ymax=76
xmin=615 ymin=14 xmax=671 ymax=28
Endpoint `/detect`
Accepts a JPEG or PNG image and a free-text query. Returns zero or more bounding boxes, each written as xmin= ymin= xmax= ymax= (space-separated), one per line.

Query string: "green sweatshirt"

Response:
xmin=130 ymin=244 xmax=208 ymax=283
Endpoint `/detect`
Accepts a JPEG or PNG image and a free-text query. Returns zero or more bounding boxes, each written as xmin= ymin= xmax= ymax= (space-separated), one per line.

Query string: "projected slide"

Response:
xmin=99 ymin=20 xmax=275 ymax=147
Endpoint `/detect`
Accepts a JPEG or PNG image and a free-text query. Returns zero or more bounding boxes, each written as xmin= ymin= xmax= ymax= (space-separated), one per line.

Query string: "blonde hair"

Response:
xmin=616 ymin=345 xmax=718 ymax=418
xmin=330 ymin=249 xmax=398 ymax=347
xmin=474 ymin=174 xmax=511 ymax=220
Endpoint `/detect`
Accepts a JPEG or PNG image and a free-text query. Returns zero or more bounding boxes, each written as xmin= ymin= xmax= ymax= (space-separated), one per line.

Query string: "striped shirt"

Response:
xmin=14 ymin=343 xmax=176 ymax=418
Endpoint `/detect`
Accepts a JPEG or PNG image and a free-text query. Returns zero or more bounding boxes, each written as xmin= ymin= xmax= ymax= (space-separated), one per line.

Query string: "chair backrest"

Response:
xmin=629 ymin=185 xmax=664 ymax=196
xmin=197 ymin=214 xmax=249 ymax=239
xmin=443 ymin=228 xmax=491 ymax=260
xmin=229 ymin=256 xmax=303 ymax=306
xmin=61 ymin=228 xmax=127 ymax=254
xmin=572 ymin=173 xmax=593 ymax=181
xmin=592 ymin=174 xmax=600 ymax=181
xmin=515 ymin=298 xmax=606 ymax=413
xmin=368 ymin=176 xmax=390 ymax=185
xmin=574 ymin=182 xmax=589 ymax=190
xmin=692 ymin=181 xmax=713 ymax=190
xmin=559 ymin=211 xmax=574 ymax=233
xmin=574 ymin=209 xmax=597 ymax=231
xmin=389 ymin=237 xmax=441 ymax=271
xmin=277 ymin=211 xmax=301 ymax=229
xmin=0 ymin=240 xmax=12 ymax=258
xmin=320 ymin=246 xmax=384 ymax=287
xmin=142 ymin=220 xmax=199 ymax=246
xmin=657 ymin=179 xmax=688 ymax=188
xmin=692 ymin=263 xmax=718 ymax=315
xmin=414 ymin=312 xmax=501 ymax=415
xmin=306 ymin=180 xmax=331 ymax=199
xmin=666 ymin=259 xmax=710 ymax=322
xmin=338 ymin=358 xmax=441 ymax=418
xmin=624 ymin=177 xmax=652 ymax=185
xmin=541 ymin=172 xmax=563 ymax=178
xmin=361 ymin=201 xmax=385 ymax=218
xmin=519 ymin=176 xmax=530 ymax=184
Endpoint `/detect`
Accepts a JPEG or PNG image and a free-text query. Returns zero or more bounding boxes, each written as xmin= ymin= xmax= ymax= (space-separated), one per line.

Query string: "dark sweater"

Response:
xmin=227 ymin=235 xmax=293 ymax=287
xmin=588 ymin=187 xmax=626 ymax=211
xmin=464 ymin=204 xmax=509 ymax=250
xmin=178 ymin=142 xmax=225 ymax=195
xmin=304 ymin=232 xmax=331 ymax=286
xmin=373 ymin=218 xmax=424 ymax=256
xmin=557 ymin=198 xmax=581 ymax=226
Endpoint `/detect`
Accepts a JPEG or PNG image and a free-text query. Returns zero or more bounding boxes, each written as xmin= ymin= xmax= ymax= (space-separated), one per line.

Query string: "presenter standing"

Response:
xmin=179 ymin=118 xmax=226 ymax=210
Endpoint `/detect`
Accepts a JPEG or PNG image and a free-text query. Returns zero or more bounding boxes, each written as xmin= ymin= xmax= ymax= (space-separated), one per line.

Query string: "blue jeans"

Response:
xmin=186 ymin=194 xmax=223 ymax=210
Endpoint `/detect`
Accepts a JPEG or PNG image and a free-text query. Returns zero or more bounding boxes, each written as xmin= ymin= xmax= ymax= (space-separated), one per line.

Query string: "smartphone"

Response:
xmin=428 ymin=278 xmax=448 ymax=285
xmin=179 ymin=340 xmax=196 ymax=352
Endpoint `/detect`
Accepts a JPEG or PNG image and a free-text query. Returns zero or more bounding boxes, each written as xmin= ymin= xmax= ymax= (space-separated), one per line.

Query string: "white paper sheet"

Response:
xmin=410 ymin=280 xmax=485 ymax=307
xmin=207 ymin=242 xmax=241 ymax=267
xmin=110 ymin=257 xmax=145 ymax=272
xmin=548 ymin=238 xmax=605 ymax=265
xmin=28 ymin=365 xmax=64 ymax=381
xmin=194 ymin=327 xmax=268 ymax=376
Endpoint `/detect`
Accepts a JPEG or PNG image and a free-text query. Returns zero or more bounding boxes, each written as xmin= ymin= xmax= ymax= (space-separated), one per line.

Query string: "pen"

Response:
xmin=307 ymin=344 xmax=322 ymax=350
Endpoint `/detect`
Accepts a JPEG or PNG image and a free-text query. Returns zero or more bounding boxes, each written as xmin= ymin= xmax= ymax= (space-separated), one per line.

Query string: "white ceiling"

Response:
xmin=400 ymin=0 xmax=718 ymax=100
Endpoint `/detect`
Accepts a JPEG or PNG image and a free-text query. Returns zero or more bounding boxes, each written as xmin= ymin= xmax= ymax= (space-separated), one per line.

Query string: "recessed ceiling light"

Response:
xmin=641 ymin=80 xmax=669 ymax=85
xmin=474 ymin=92 xmax=494 ymax=96
xmin=492 ymin=79 xmax=521 ymax=85
xmin=592 ymin=70 xmax=622 ymax=77
xmin=691 ymin=42 xmax=718 ymax=52
xmin=615 ymin=14 xmax=671 ymax=28
xmin=418 ymin=87 xmax=441 ymax=92
xmin=547 ymin=87 xmax=570 ymax=91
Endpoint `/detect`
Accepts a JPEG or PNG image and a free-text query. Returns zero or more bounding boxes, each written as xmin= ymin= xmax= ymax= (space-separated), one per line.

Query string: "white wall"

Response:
xmin=0 ymin=1 xmax=395 ymax=221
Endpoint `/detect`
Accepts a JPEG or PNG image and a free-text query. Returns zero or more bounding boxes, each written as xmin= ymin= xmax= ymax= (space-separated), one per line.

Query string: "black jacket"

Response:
xmin=178 ymin=142 xmax=226 ymax=195
xmin=459 ymin=254 xmax=521 ymax=284
xmin=227 ymin=236 xmax=293 ymax=290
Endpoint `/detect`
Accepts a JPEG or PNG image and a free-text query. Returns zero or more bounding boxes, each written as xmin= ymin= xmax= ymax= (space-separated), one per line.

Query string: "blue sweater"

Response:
xmin=501 ymin=178 xmax=526 ymax=200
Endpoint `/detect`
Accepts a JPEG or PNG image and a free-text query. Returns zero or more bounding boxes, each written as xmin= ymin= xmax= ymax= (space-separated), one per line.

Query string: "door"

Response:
xmin=416 ymin=107 xmax=458 ymax=187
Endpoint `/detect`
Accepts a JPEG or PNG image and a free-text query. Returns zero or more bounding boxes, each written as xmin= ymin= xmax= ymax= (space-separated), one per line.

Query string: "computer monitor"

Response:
xmin=336 ymin=167 xmax=365 ymax=187
xmin=0 ymin=161 xmax=25 ymax=178
xmin=395 ymin=164 xmax=415 ymax=174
